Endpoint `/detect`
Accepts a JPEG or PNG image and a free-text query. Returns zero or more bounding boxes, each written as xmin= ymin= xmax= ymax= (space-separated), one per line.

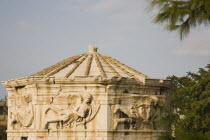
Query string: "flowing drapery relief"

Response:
xmin=111 ymin=95 xmax=165 ymax=130
xmin=44 ymin=93 xmax=100 ymax=129
xmin=9 ymin=88 xmax=34 ymax=129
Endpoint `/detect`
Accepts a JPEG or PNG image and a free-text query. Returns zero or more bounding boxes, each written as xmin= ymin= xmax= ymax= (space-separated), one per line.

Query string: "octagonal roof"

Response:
xmin=32 ymin=45 xmax=149 ymax=82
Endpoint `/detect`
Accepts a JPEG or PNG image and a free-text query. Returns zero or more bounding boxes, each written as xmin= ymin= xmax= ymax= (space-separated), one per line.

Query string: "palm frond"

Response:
xmin=147 ymin=0 xmax=210 ymax=40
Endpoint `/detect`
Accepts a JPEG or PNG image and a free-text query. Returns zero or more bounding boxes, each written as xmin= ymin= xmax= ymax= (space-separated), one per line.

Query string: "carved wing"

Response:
xmin=17 ymin=105 xmax=34 ymax=127
xmin=45 ymin=105 xmax=61 ymax=115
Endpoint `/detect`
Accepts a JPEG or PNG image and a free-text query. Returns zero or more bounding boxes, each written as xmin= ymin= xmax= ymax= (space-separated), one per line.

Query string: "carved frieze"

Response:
xmin=44 ymin=93 xmax=100 ymax=130
xmin=9 ymin=88 xmax=34 ymax=129
xmin=111 ymin=95 xmax=165 ymax=130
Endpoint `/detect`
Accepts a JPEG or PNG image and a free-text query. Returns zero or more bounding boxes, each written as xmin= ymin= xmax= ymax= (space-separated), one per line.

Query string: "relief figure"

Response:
xmin=112 ymin=96 xmax=162 ymax=130
xmin=45 ymin=93 xmax=100 ymax=129
xmin=10 ymin=93 xmax=34 ymax=129
xmin=112 ymin=104 xmax=140 ymax=130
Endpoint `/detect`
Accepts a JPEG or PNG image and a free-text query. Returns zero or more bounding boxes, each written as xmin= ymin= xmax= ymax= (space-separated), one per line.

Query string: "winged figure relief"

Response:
xmin=44 ymin=93 xmax=100 ymax=129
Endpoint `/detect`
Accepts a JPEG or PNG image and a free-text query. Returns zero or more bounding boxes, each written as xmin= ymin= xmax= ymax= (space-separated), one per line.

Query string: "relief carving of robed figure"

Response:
xmin=10 ymin=92 xmax=34 ymax=129
xmin=45 ymin=93 xmax=100 ymax=129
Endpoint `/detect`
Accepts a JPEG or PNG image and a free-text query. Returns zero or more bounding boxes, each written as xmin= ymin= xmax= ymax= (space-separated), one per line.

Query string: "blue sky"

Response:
xmin=0 ymin=0 xmax=209 ymax=99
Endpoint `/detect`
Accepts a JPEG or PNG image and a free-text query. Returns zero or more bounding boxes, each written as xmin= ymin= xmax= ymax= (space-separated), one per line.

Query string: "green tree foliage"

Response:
xmin=147 ymin=0 xmax=210 ymax=39
xmin=0 ymin=125 xmax=7 ymax=140
xmin=168 ymin=64 xmax=210 ymax=139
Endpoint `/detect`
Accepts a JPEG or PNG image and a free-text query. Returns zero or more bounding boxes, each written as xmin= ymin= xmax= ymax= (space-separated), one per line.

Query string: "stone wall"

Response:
xmin=4 ymin=76 xmax=171 ymax=140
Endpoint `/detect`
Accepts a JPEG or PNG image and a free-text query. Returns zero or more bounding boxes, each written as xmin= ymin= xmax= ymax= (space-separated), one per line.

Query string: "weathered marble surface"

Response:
xmin=2 ymin=46 xmax=172 ymax=140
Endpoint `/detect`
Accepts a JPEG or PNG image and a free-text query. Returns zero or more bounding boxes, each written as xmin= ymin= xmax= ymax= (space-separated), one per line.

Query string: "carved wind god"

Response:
xmin=9 ymin=91 xmax=34 ymax=130
xmin=45 ymin=93 xmax=100 ymax=130
xmin=111 ymin=95 xmax=165 ymax=130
